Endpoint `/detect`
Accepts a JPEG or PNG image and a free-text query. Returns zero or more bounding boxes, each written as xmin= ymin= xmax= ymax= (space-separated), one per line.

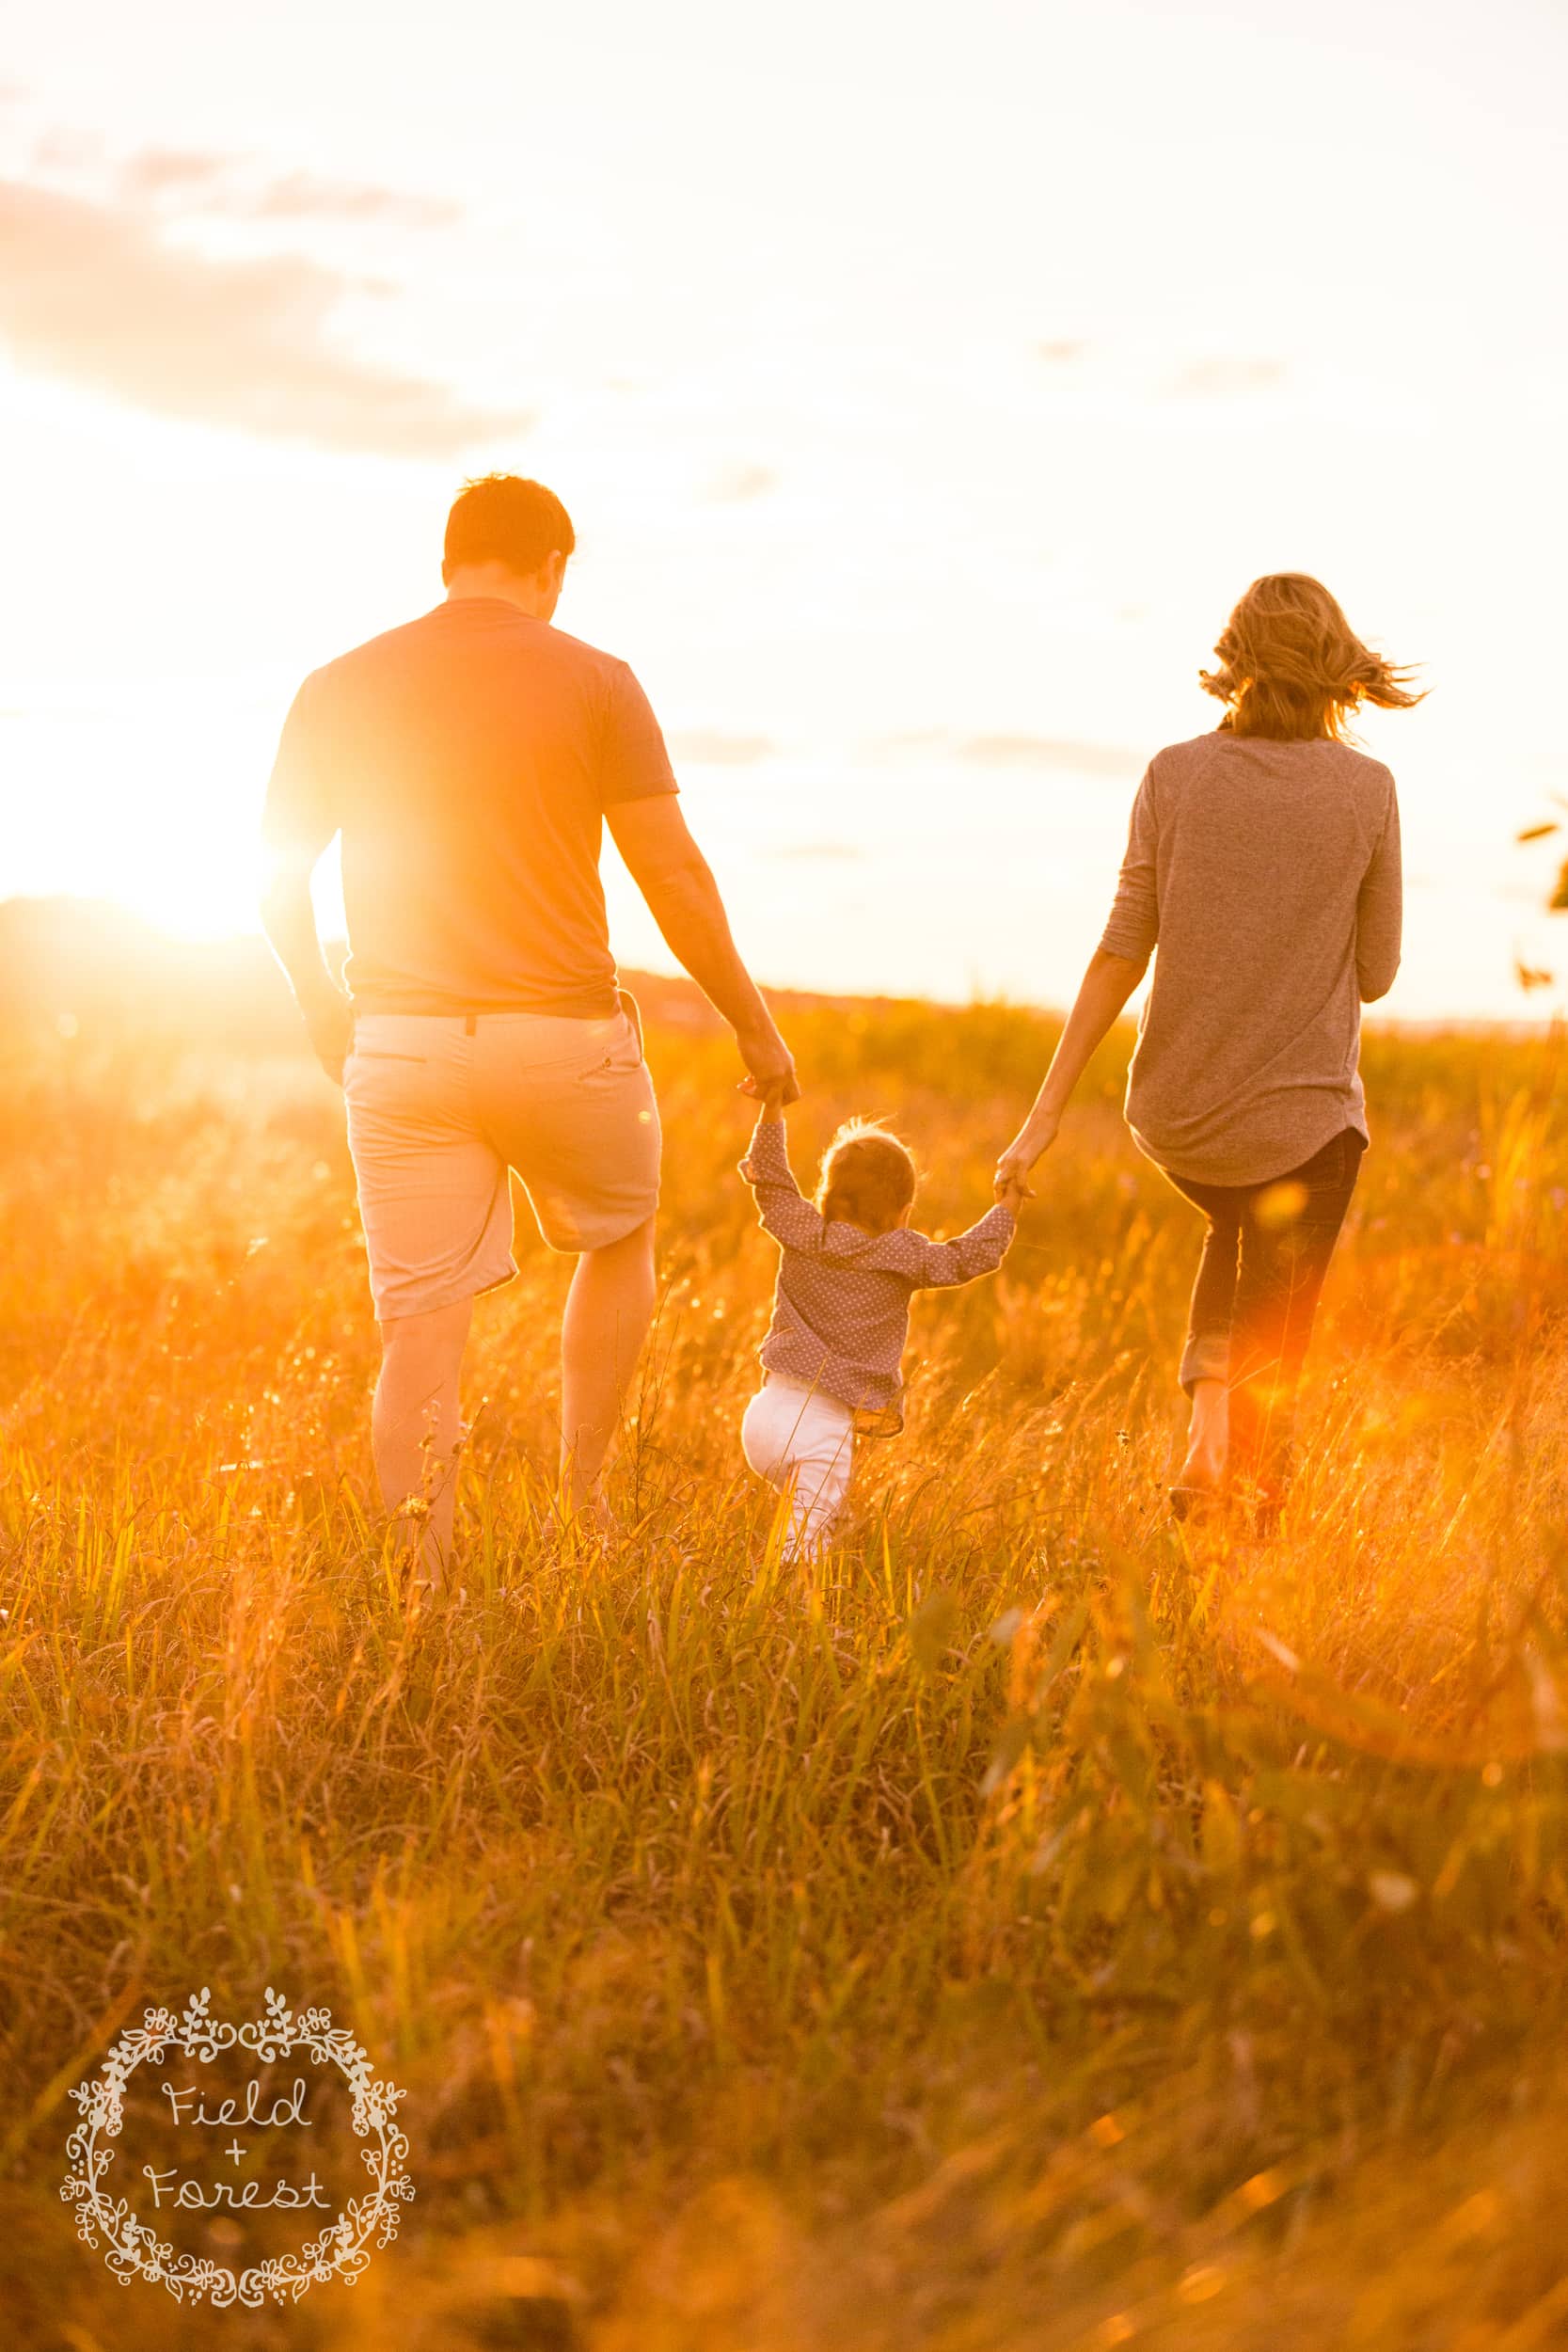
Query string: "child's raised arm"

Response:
xmin=739 ymin=1113 xmax=828 ymax=1254
xmin=899 ymin=1201 xmax=1016 ymax=1291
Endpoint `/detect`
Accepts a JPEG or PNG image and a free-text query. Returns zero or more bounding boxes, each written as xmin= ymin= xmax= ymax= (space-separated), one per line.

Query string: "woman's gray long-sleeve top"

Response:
xmin=1099 ymin=731 xmax=1402 ymax=1187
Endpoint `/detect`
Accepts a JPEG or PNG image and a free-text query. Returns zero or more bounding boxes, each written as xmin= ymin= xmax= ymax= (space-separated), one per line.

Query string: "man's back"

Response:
xmin=263 ymin=596 xmax=678 ymax=1016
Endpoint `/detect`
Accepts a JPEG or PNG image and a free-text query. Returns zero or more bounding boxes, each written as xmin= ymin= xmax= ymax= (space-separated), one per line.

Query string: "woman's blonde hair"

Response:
xmin=816 ymin=1120 xmax=918 ymax=1235
xmin=1199 ymin=573 xmax=1424 ymax=742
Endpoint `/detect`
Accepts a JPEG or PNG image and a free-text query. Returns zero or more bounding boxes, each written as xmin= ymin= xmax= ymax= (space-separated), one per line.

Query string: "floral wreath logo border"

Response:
xmin=61 ymin=1987 xmax=414 ymax=2307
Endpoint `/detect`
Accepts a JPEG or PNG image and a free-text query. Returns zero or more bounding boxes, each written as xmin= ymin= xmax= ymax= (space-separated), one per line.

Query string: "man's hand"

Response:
xmin=994 ymin=1112 xmax=1059 ymax=1207
xmin=304 ymin=989 xmax=355 ymax=1087
xmin=736 ymin=1018 xmax=800 ymax=1110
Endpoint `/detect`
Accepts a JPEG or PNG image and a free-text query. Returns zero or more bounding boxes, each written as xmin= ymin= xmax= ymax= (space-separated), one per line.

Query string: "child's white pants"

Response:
xmin=741 ymin=1376 xmax=854 ymax=1560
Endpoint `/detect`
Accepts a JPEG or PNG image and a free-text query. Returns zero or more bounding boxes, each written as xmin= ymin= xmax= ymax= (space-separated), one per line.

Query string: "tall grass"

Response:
xmin=3 ymin=996 xmax=1568 ymax=2349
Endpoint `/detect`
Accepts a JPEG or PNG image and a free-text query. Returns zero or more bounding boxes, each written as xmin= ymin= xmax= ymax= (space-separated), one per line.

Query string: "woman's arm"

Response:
xmin=1356 ymin=786 xmax=1402 ymax=1003
xmin=994 ymin=764 xmax=1158 ymax=1201
xmin=993 ymin=948 xmax=1148 ymax=1200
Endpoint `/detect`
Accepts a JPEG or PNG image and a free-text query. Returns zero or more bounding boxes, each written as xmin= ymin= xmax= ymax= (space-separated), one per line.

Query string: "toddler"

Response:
xmin=739 ymin=1103 xmax=1019 ymax=1558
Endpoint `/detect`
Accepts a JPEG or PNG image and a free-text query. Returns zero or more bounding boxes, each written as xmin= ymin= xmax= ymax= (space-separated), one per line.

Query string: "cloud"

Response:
xmin=248 ymin=170 xmax=461 ymax=229
xmin=115 ymin=150 xmax=461 ymax=229
xmin=705 ymin=462 xmax=778 ymax=503
xmin=1167 ymin=358 xmax=1288 ymax=398
xmin=872 ymin=730 xmax=1140 ymax=780
xmin=18 ymin=116 xmax=462 ymax=230
xmin=771 ymin=841 xmax=865 ymax=862
xmin=102 ymin=148 xmax=222 ymax=203
xmin=957 ymin=735 xmax=1142 ymax=778
xmin=872 ymin=729 xmax=946 ymax=758
xmin=670 ymin=731 xmax=776 ymax=766
xmin=1036 ymin=339 xmax=1088 ymax=363
xmin=0 ymin=176 xmax=530 ymax=457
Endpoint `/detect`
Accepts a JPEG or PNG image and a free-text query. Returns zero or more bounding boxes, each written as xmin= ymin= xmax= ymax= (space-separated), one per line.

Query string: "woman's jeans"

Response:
xmin=1164 ymin=1127 xmax=1366 ymax=1494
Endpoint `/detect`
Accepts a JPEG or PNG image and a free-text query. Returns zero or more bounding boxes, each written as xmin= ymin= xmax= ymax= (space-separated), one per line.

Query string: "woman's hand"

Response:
xmin=994 ymin=1113 xmax=1059 ymax=1207
xmin=990 ymin=949 xmax=1145 ymax=1207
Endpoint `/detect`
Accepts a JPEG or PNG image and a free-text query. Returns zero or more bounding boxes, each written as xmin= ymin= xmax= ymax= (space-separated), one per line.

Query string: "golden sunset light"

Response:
xmin=2 ymin=0 xmax=1564 ymax=1009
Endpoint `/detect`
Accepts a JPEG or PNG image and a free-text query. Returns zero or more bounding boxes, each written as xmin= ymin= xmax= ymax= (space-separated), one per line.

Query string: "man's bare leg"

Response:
xmin=560 ymin=1217 xmax=658 ymax=1518
xmin=372 ymin=1296 xmax=473 ymax=1580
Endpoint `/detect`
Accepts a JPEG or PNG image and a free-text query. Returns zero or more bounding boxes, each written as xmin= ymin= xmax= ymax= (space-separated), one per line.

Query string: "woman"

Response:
xmin=994 ymin=573 xmax=1421 ymax=1522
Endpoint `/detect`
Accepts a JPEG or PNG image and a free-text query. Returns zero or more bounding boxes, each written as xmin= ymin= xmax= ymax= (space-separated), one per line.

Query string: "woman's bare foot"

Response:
xmin=1177 ymin=1377 xmax=1229 ymax=1495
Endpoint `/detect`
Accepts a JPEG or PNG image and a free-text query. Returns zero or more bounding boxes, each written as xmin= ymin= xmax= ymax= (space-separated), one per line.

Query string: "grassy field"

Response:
xmin=5 ymin=980 xmax=1568 ymax=2350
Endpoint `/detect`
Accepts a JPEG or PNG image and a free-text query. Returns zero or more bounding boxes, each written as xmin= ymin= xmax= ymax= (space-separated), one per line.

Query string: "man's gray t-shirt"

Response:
xmin=1099 ymin=732 xmax=1402 ymax=1188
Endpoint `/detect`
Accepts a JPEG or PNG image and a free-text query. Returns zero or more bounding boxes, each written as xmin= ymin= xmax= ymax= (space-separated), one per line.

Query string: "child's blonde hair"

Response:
xmin=815 ymin=1120 xmax=918 ymax=1235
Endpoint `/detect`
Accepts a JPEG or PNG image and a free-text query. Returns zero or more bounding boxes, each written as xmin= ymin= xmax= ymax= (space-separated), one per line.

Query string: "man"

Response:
xmin=261 ymin=473 xmax=797 ymax=1572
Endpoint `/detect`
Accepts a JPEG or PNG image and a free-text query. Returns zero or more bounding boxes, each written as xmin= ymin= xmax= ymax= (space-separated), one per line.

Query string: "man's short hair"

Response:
xmin=443 ymin=475 xmax=576 ymax=581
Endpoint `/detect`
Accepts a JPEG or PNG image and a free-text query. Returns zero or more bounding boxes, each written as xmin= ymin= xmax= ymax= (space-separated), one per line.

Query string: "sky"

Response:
xmin=1 ymin=0 xmax=1565 ymax=1017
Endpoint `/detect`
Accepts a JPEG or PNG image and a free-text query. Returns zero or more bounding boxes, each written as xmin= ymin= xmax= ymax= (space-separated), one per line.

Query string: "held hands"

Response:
xmin=736 ymin=1018 xmax=800 ymax=1116
xmin=994 ymin=1112 xmax=1060 ymax=1210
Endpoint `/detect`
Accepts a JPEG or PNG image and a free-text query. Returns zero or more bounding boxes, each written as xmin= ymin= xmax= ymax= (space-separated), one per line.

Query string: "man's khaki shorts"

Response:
xmin=343 ymin=1002 xmax=660 ymax=1321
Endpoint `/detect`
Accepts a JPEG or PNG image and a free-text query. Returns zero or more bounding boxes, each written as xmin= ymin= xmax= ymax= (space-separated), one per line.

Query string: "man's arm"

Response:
xmin=260 ymin=669 xmax=353 ymax=1083
xmin=261 ymin=854 xmax=354 ymax=1084
xmin=607 ymin=796 xmax=799 ymax=1105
